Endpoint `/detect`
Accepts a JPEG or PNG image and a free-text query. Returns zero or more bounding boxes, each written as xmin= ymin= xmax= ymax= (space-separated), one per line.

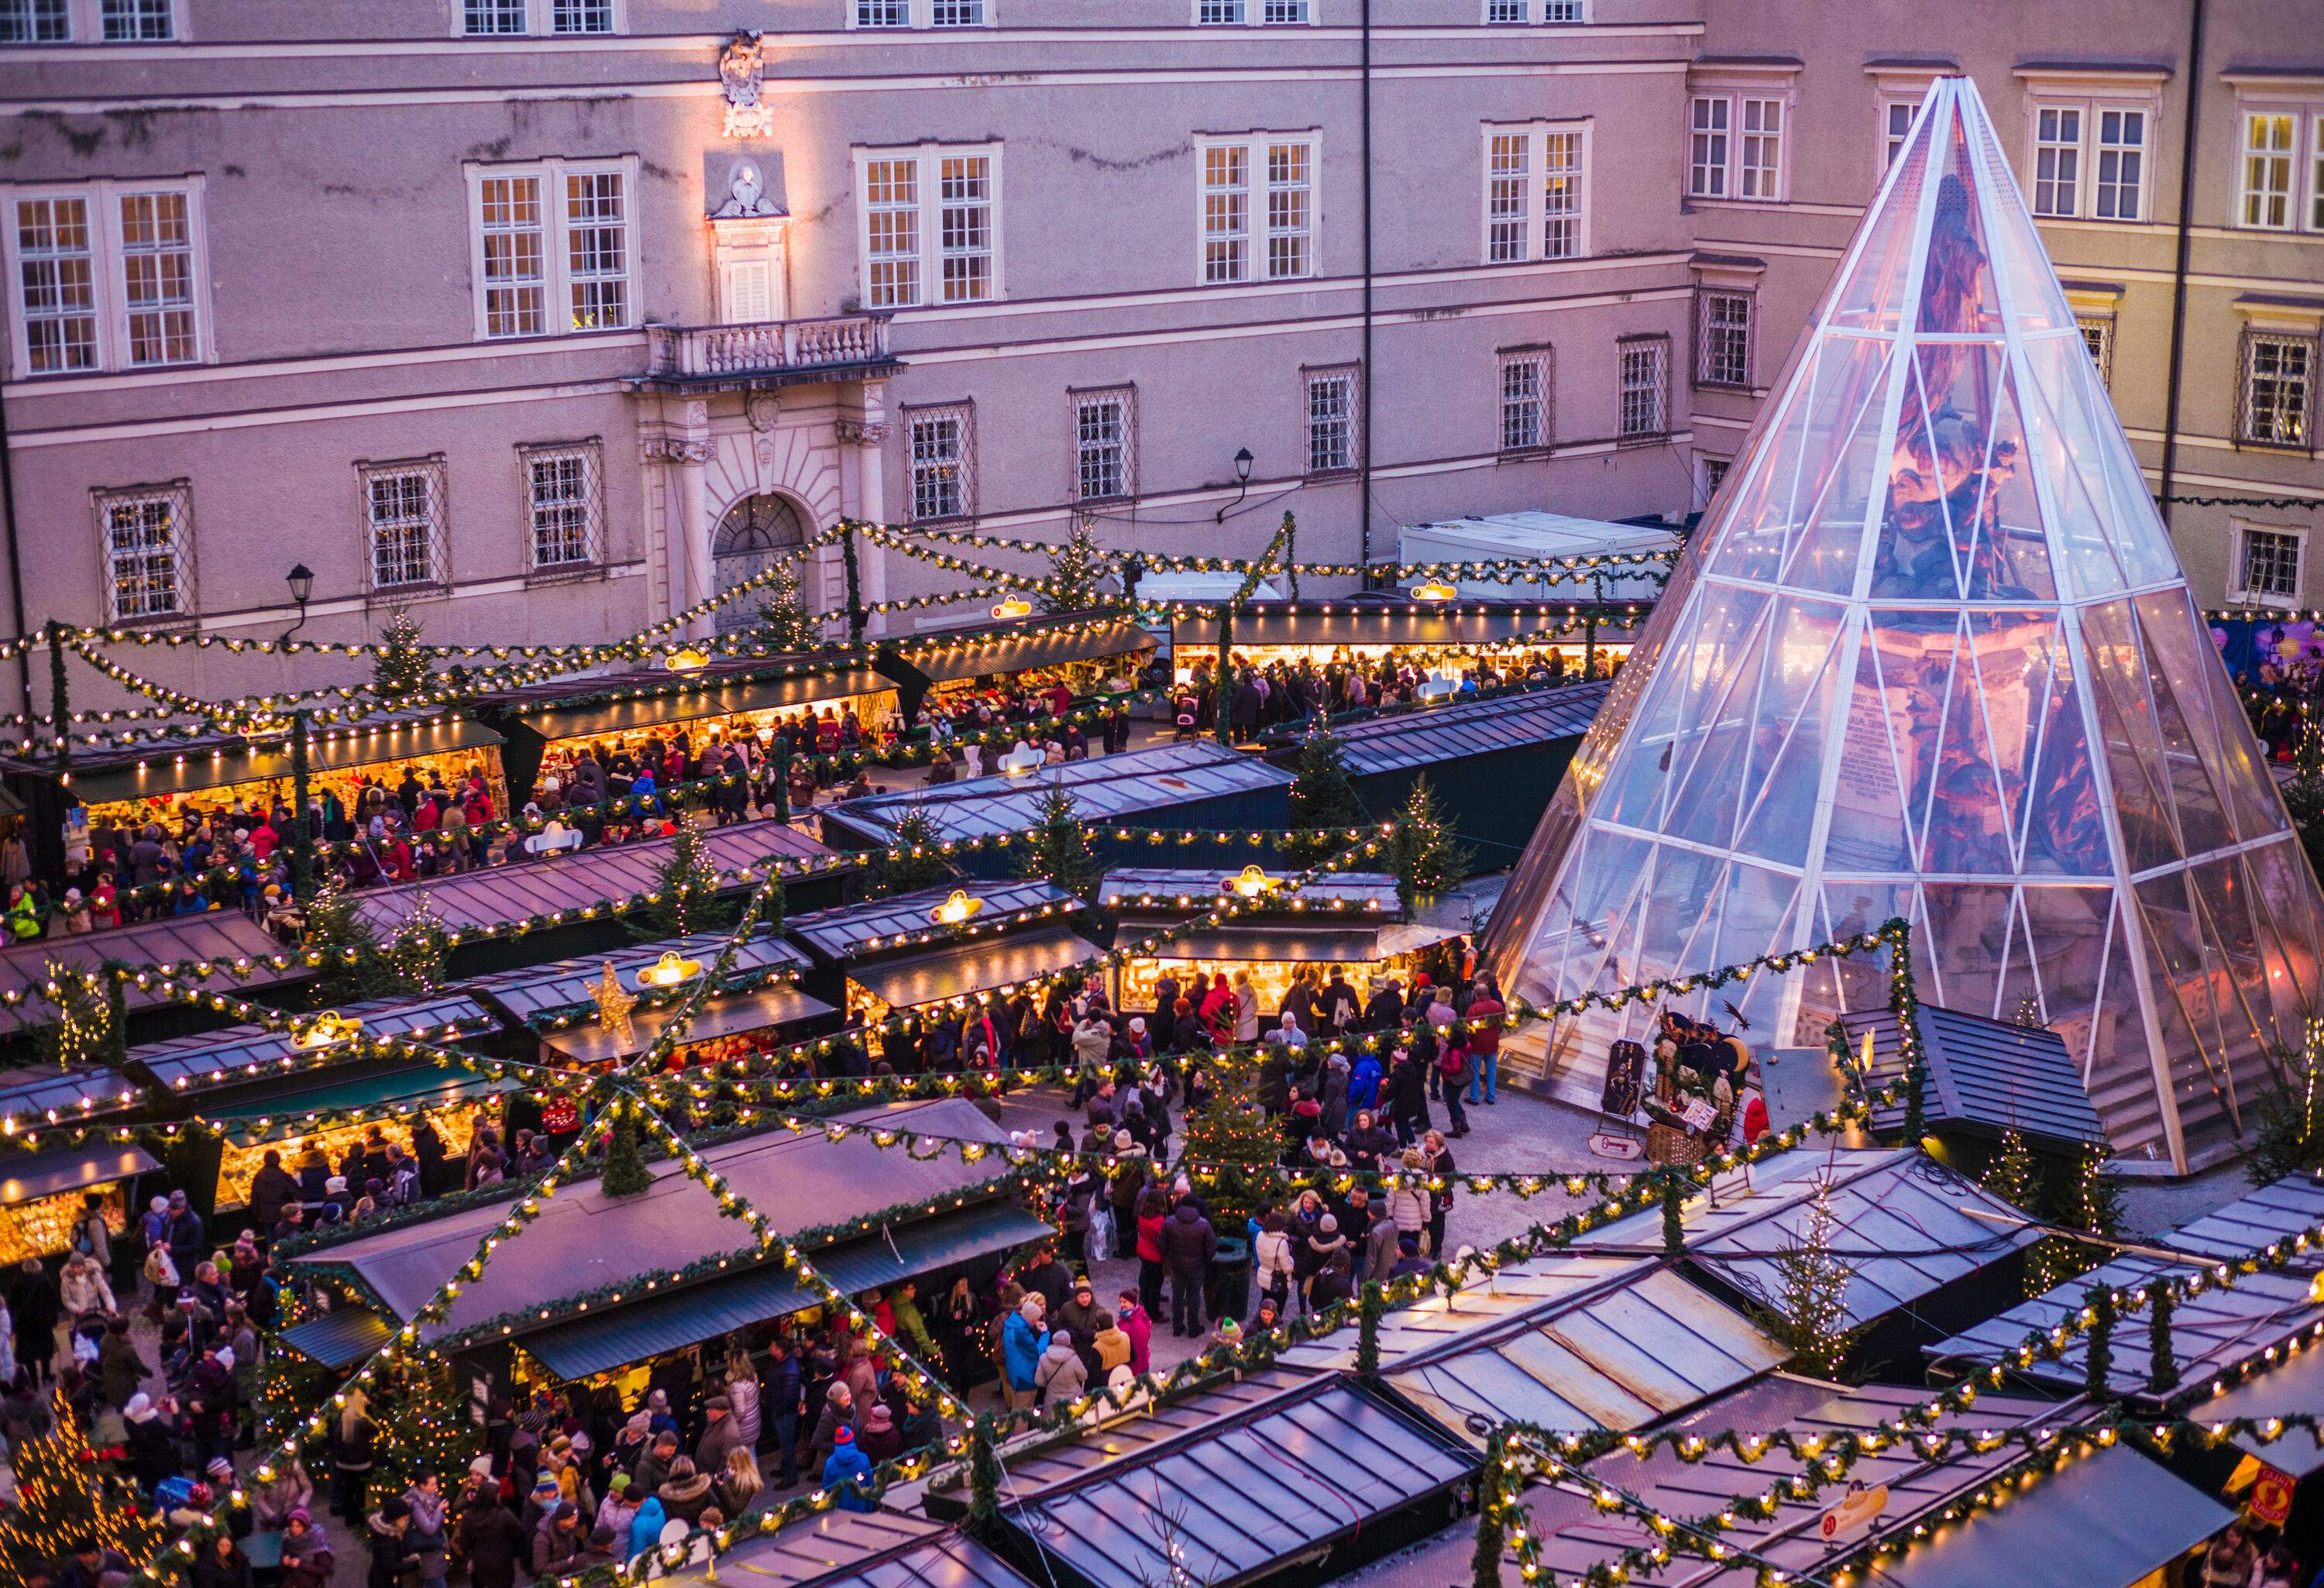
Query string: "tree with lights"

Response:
xmin=1040 ymin=519 xmax=1110 ymax=614
xmin=601 ymin=1105 xmax=654 ymax=1198
xmin=1178 ymin=1068 xmax=1281 ymax=1229
xmin=1018 ymin=785 xmax=1099 ymax=905
xmin=631 ymin=816 xmax=734 ymax=940
xmin=1384 ymin=776 xmax=1473 ymax=910
xmin=370 ymin=610 xmax=433 ymax=702
xmin=1765 ymin=1174 xmax=1855 ymax=1380
xmin=2251 ymin=1023 xmax=2324 ymax=1184
xmin=1284 ymin=722 xmax=1367 ymax=866
xmin=1470 ymin=1431 xmax=1511 ymax=1588
xmin=370 ymin=1357 xmax=483 ymax=1507
xmin=379 ymin=891 xmax=451 ymax=997
xmin=0 ymin=1401 xmax=165 ymax=1580
xmin=752 ymin=557 xmax=820 ymax=652
xmin=305 ymin=876 xmax=393 ymax=1002
xmin=869 ymin=806 xmax=953 ymax=898
xmin=32 ymin=964 xmax=119 ymax=1071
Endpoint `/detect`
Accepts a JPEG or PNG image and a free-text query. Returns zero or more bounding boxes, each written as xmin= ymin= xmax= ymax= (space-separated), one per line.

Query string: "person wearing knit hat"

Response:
xmin=822 ymin=1423 xmax=875 ymax=1513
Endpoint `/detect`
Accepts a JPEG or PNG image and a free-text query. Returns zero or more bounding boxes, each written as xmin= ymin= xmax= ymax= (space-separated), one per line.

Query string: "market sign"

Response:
xmin=1817 ymin=1482 xmax=1889 ymax=1542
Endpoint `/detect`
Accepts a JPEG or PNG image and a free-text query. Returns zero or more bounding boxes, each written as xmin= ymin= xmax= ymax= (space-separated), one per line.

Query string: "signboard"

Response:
xmin=1817 ymin=1481 xmax=1889 ymax=1542
xmin=1680 ymin=1097 xmax=1718 ymax=1131
xmin=1588 ymin=1132 xmax=1643 ymax=1161
xmin=1602 ymin=1040 xmax=1645 ymax=1116
xmin=2251 ymin=1465 xmax=2295 ymax=1526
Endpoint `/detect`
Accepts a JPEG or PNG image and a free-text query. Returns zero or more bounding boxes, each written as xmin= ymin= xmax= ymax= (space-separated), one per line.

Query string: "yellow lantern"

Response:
xmin=296 ymin=1012 xmax=360 ymax=1050
xmin=1228 ymin=864 xmax=1274 ymax=900
xmin=665 ymin=645 xmax=711 ymax=672
xmin=1411 ymin=581 xmax=1458 ymax=603
xmin=992 ymin=596 xmax=1033 ymax=620
xmin=637 ymin=950 xmax=703 ymax=988
xmin=931 ymin=889 xmax=983 ymax=925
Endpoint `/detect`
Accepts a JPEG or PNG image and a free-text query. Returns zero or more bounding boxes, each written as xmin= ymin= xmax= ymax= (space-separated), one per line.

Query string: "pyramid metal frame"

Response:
xmin=1484 ymin=78 xmax=2324 ymax=1174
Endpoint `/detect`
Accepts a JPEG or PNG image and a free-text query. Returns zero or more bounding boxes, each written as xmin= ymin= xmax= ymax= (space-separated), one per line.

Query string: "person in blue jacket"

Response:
xmin=821 ymin=1425 xmax=875 ymax=1512
xmin=999 ymin=1294 xmax=1049 ymax=1409
xmin=624 ymin=1494 xmax=667 ymax=1562
xmin=1347 ymin=1051 xmax=1383 ymax=1115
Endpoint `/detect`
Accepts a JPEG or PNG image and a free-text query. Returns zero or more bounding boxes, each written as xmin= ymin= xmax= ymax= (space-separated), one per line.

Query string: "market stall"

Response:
xmin=1396 ymin=510 xmax=1678 ymax=603
xmin=0 ymin=1061 xmax=144 ymax=1138
xmin=1167 ymin=598 xmax=1642 ymax=693
xmin=873 ymin=610 xmax=1153 ymax=725
xmin=0 ymin=1143 xmax=158 ymax=1267
xmin=1095 ymin=868 xmax=1464 ymax=1015
xmin=0 ymin=910 xmax=314 ymax=1042
xmin=785 ymin=880 xmax=1098 ymax=1064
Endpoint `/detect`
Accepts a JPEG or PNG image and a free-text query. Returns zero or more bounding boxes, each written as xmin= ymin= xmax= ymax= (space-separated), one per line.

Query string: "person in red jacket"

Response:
xmin=1463 ymin=976 xmax=1505 ymax=1105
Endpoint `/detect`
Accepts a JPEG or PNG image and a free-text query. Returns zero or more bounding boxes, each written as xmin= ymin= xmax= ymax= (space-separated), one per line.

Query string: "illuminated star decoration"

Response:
xmin=593 ymin=960 xmax=637 ymax=1047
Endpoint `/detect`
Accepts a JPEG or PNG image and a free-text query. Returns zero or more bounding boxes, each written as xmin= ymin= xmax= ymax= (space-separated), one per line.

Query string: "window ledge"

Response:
xmin=524 ymin=563 xmax=607 ymax=587
xmin=2233 ymin=438 xmax=2317 ymax=459
xmin=366 ymin=583 xmax=452 ymax=606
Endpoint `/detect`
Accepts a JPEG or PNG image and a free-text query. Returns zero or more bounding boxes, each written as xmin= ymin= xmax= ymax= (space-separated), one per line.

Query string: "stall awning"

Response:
xmin=1119 ymin=926 xmax=1388 ymax=964
xmin=202 ymin=1064 xmax=517 ymax=1144
xmin=131 ymin=993 xmax=493 ymax=1094
xmin=464 ymin=933 xmax=810 ymax=1026
xmin=277 ymin=1307 xmax=395 ymax=1370
xmin=849 ymin=929 xmax=1102 ymax=1012
xmin=543 ymin=985 xmax=836 ymax=1065
xmin=2216 ymin=1336 xmax=2324 ymax=1478
xmin=66 ymin=717 xmax=504 ymax=806
xmin=531 ymin=667 xmax=896 ymax=743
xmin=0 ymin=913 xmax=310 ymax=1026
xmin=901 ymin=617 xmax=1152 ymax=683
xmin=0 ymin=1143 xmax=159 ymax=1208
xmin=0 ymin=1064 xmax=143 ymax=1132
xmin=1171 ymin=601 xmax=1611 ymax=651
xmin=521 ymin=1198 xmax=1051 ymax=1381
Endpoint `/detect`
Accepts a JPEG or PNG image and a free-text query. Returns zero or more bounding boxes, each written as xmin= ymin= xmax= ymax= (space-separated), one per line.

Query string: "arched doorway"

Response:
xmin=710 ymin=493 xmax=809 ymax=633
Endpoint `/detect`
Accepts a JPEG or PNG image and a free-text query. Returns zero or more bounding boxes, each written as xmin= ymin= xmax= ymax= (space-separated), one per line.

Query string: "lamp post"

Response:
xmin=1214 ymin=447 xmax=1254 ymax=524
xmin=283 ymin=563 xmax=317 ymax=900
xmin=284 ymin=563 xmax=315 ymax=640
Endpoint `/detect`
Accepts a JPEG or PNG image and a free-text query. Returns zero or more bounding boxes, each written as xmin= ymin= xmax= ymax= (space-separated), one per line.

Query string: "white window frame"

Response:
xmin=1879 ymin=95 xmax=1920 ymax=174
xmin=905 ymin=400 xmax=976 ymax=524
xmin=1497 ymin=345 xmax=1552 ymax=456
xmin=2226 ymin=95 xmax=2324 ymax=235
xmin=846 ymin=0 xmax=993 ymax=27
xmin=1480 ymin=120 xmax=1591 ymax=265
xmin=1694 ymin=287 xmax=1753 ymax=390
xmin=2017 ymin=86 xmax=2156 ymax=223
xmin=359 ymin=455 xmax=451 ymax=594
xmin=0 ymin=0 xmax=186 ymax=39
xmin=2239 ymin=108 xmax=2298 ymax=231
xmin=1483 ymin=0 xmax=1587 ymax=19
xmin=1617 ymin=335 xmax=1669 ymax=442
xmin=2 ymin=177 xmax=212 ymax=379
xmin=852 ymin=143 xmax=1006 ymax=310
xmin=1303 ymin=362 xmax=1361 ymax=477
xmin=2230 ymin=521 xmax=2306 ymax=609
xmin=453 ymin=0 xmax=623 ymax=36
xmin=520 ymin=438 xmax=606 ymax=574
xmin=93 ymin=480 xmax=193 ymax=625
xmin=1071 ymin=385 xmax=1136 ymax=504
xmin=1192 ymin=0 xmax=1315 ymax=24
xmin=2077 ymin=311 xmax=2116 ymax=389
xmin=1194 ymin=132 xmax=1319 ymax=285
xmin=1686 ymin=74 xmax=1796 ymax=205
xmin=1695 ymin=452 xmax=1731 ymax=510
xmin=462 ymin=156 xmax=636 ymax=342
xmin=0 ymin=0 xmax=73 ymax=42
xmin=2237 ymin=326 xmax=2318 ymax=452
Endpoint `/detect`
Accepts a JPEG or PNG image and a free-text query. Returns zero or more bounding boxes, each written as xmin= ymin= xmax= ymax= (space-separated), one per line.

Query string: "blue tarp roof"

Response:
xmin=1325 ymin=682 xmax=1612 ymax=777
xmin=1839 ymin=1002 xmax=2106 ymax=1150
xmin=821 ymin=743 xmax=1291 ymax=846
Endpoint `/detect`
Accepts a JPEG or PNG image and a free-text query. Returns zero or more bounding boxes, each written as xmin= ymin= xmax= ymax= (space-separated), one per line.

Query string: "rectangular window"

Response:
xmin=2033 ymin=106 xmax=2082 ymax=218
xmin=930 ymin=0 xmax=985 ymax=22
xmin=115 ymin=189 xmax=195 ymax=366
xmin=863 ymin=156 xmax=920 ymax=309
xmin=462 ymin=0 xmax=527 ymax=33
xmin=1689 ymin=97 xmax=1730 ymax=198
xmin=1618 ymin=337 xmax=1668 ymax=440
xmin=2236 ymin=525 xmax=2304 ymax=605
xmin=937 ymin=154 xmax=993 ymax=304
xmin=1883 ymin=98 xmax=1917 ymax=167
xmin=14 ymin=196 xmax=98 ymax=374
xmin=523 ymin=442 xmax=603 ymax=570
xmin=563 ymin=169 xmax=627 ymax=330
xmin=854 ymin=0 xmax=909 ymax=24
xmin=2240 ymin=330 xmax=2316 ymax=449
xmin=1485 ymin=134 xmax=1529 ymax=263
xmin=1305 ymin=363 xmax=1360 ymax=476
xmin=95 ymin=483 xmax=190 ymax=622
xmin=477 ymin=174 xmax=545 ymax=337
xmin=906 ymin=403 xmax=975 ymax=523
xmin=1202 ymin=144 xmax=1250 ymax=284
xmin=1738 ymin=98 xmax=1783 ymax=200
xmin=858 ymin=145 xmax=1002 ymax=308
xmin=0 ymin=0 xmax=70 ymax=42
xmin=1486 ymin=0 xmax=1527 ymax=19
xmin=469 ymin=160 xmax=631 ymax=339
xmin=1699 ymin=454 xmax=1731 ymax=505
xmin=1261 ymin=0 xmax=1308 ymax=19
xmin=1265 ymin=141 xmax=1314 ymax=280
xmin=1542 ymin=129 xmax=1583 ymax=258
xmin=99 ymin=0 xmax=170 ymax=39
xmin=1498 ymin=348 xmax=1551 ymax=454
xmin=550 ymin=0 xmax=614 ymax=33
xmin=1072 ymin=387 xmax=1135 ymax=503
xmin=2314 ymin=117 xmax=2324 ymax=232
xmin=1482 ymin=123 xmax=1588 ymax=263
xmin=1196 ymin=0 xmax=1244 ymax=18
xmin=2094 ymin=108 xmax=2144 ymax=220
xmin=2243 ymin=112 xmax=2296 ymax=229
xmin=1696 ymin=290 xmax=1752 ymax=389
xmin=2078 ymin=312 xmax=2115 ymax=389
xmin=361 ymin=459 xmax=449 ymax=592
xmin=1542 ymin=0 xmax=1583 ymax=18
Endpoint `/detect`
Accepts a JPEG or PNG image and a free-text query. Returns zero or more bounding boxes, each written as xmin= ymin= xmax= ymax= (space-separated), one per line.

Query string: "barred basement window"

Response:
xmin=95 ymin=482 xmax=191 ymax=623
xmin=360 ymin=457 xmax=449 ymax=591
xmin=1305 ymin=363 xmax=1361 ymax=476
xmin=1618 ymin=336 xmax=1669 ymax=441
xmin=521 ymin=441 xmax=603 ymax=570
xmin=907 ymin=402 xmax=976 ymax=523
xmin=1072 ymin=387 xmax=1136 ymax=503
xmin=2078 ymin=313 xmax=2115 ymax=390
xmin=1696 ymin=290 xmax=1752 ymax=389
xmin=1498 ymin=347 xmax=1552 ymax=454
xmin=2234 ymin=524 xmax=2304 ymax=605
xmin=2238 ymin=328 xmax=2316 ymax=450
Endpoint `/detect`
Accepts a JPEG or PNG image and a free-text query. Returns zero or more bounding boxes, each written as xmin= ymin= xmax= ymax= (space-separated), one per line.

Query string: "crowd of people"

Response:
xmin=1171 ymin=645 xmax=1616 ymax=741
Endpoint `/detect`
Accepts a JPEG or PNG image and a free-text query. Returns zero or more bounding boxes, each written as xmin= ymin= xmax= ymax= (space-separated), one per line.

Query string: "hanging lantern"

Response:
xmin=637 ymin=950 xmax=704 ymax=989
xmin=992 ymin=596 xmax=1033 ymax=620
xmin=1410 ymin=581 xmax=1458 ymax=602
xmin=931 ymin=889 xmax=983 ymax=926
xmin=1227 ymin=864 xmax=1275 ymax=900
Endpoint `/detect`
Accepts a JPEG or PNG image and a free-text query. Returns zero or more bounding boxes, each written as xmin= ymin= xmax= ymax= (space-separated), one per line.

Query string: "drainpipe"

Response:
xmin=1357 ymin=0 xmax=1375 ymax=585
xmin=2157 ymin=0 xmax=2207 ymax=530
xmin=0 ymin=380 xmax=33 ymax=720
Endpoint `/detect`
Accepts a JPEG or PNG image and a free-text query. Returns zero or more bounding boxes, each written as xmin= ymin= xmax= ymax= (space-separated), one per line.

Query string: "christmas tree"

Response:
xmin=1765 ymin=1175 xmax=1855 ymax=1380
xmin=1039 ymin=519 xmax=1111 ymax=614
xmin=752 ymin=557 xmax=820 ymax=653
xmin=0 ymin=1400 xmax=166 ymax=1580
xmin=370 ymin=1358 xmax=483 ymax=1511
xmin=305 ymin=876 xmax=393 ymax=1002
xmin=379 ymin=890 xmax=450 ymax=998
xmin=1283 ymin=722 xmax=1367 ymax=866
xmin=631 ymin=816 xmax=735 ymax=940
xmin=600 ymin=1104 xmax=654 ymax=1197
xmin=1016 ymin=785 xmax=1098 ymax=905
xmin=1179 ymin=1069 xmax=1281 ymax=1229
xmin=1983 ymin=1126 xmax=2071 ymax=1299
xmin=31 ymin=964 xmax=118 ymax=1071
xmin=370 ymin=610 xmax=434 ymax=703
xmin=2251 ymin=1022 xmax=2324 ymax=1184
xmin=869 ymin=806 xmax=953 ymax=897
xmin=2033 ymin=1143 xmax=2124 ymax=1295
xmin=1384 ymin=776 xmax=1473 ymax=909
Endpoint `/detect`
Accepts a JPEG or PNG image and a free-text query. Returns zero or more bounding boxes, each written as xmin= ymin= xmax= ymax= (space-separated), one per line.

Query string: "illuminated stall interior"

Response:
xmin=0 ymin=1065 xmax=152 ymax=1266
xmin=1167 ymin=600 xmax=1641 ymax=689
xmin=785 ymin=881 xmax=1097 ymax=1061
xmin=1098 ymin=868 xmax=1465 ymax=1014
xmin=901 ymin=614 xmax=1154 ymax=717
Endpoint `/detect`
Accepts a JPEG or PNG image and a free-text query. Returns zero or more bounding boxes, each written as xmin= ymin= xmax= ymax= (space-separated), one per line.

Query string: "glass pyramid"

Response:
xmin=1484 ymin=79 xmax=2324 ymax=1173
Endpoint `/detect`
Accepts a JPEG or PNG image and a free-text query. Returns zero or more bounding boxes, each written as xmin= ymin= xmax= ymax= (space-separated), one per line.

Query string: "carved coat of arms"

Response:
xmin=720 ymin=31 xmax=772 ymax=139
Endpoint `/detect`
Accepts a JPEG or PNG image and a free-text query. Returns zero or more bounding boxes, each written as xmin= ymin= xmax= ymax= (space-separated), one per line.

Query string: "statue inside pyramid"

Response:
xmin=1481 ymin=77 xmax=2324 ymax=1177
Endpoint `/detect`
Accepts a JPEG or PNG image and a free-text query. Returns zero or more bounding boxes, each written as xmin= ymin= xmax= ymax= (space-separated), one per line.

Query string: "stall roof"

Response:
xmin=1277 ymin=1252 xmax=1663 ymax=1374
xmin=462 ymin=933 xmax=810 ymax=1026
xmin=506 ymin=665 xmax=896 ymax=742
xmin=521 ymin=1198 xmax=1050 ymax=1381
xmin=1171 ymin=599 xmax=1621 ymax=651
xmin=1134 ymin=572 xmax=1282 ymax=606
xmin=849 ymin=928 xmax=1102 ymax=1012
xmin=660 ymin=1512 xmax=1033 ymax=1588
xmin=1838 ymin=1002 xmax=2106 ymax=1150
xmin=287 ymin=1097 xmax=1012 ymax=1342
xmin=0 ymin=913 xmax=311 ymax=1026
xmin=352 ymin=818 xmax=836 ymax=937
xmin=0 ymin=1142 xmax=159 ymax=1207
xmin=277 ymin=1306 xmax=396 ymax=1371
xmin=989 ymin=1370 xmax=1318 ymax=1497
xmin=1573 ymin=1150 xmax=2041 ymax=1330
xmin=1398 ymin=510 xmax=1681 ymax=565
xmin=1322 ymin=683 xmax=1614 ymax=779
xmin=542 ymin=984 xmax=836 ymax=1065
xmin=823 ymin=742 xmax=1292 ymax=847
xmin=899 ymin=616 xmax=1152 ymax=683
xmin=211 ymin=1064 xmax=518 ymax=1142
xmin=1925 ymin=1174 xmax=2324 ymax=1399
xmin=58 ymin=713 xmax=504 ymax=806
xmin=2209 ymin=1333 xmax=2324 ymax=1478
xmin=128 ymin=993 xmax=492 ymax=1095
xmin=785 ymin=881 xmax=1083 ymax=964
xmin=0 ymin=1064 xmax=143 ymax=1131
xmin=1002 ymin=1381 xmax=1471 ymax=1588
xmin=1096 ymin=869 xmax=1403 ymax=916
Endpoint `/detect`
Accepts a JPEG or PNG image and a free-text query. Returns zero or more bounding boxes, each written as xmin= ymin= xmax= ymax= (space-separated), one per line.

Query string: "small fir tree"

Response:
xmin=1471 ymin=1432 xmax=1510 ymax=1588
xmin=379 ymin=890 xmax=451 ymax=997
xmin=600 ymin=1106 xmax=653 ymax=1196
xmin=1284 ymin=722 xmax=1367 ymax=866
xmin=2033 ymin=1143 xmax=2125 ymax=1294
xmin=1765 ymin=1175 xmax=1856 ymax=1380
xmin=1040 ymin=519 xmax=1110 ymax=614
xmin=1177 ymin=1068 xmax=1282 ymax=1229
xmin=2250 ymin=1025 xmax=2324 ymax=1184
xmin=1017 ymin=785 xmax=1099 ymax=905
xmin=370 ymin=610 xmax=434 ymax=702
xmin=32 ymin=964 xmax=116 ymax=1071
xmin=752 ymin=557 xmax=820 ymax=652
xmin=0 ymin=1400 xmax=166 ymax=1579
xmin=631 ymin=815 xmax=735 ymax=940
xmin=1384 ymin=775 xmax=1474 ymax=909
xmin=305 ymin=875 xmax=393 ymax=1002
xmin=370 ymin=1358 xmax=483 ymax=1507
xmin=869 ymin=806 xmax=954 ymax=898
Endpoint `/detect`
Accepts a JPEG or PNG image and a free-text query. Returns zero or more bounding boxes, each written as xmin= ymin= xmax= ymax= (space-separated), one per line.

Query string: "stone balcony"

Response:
xmin=636 ymin=313 xmax=902 ymax=392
